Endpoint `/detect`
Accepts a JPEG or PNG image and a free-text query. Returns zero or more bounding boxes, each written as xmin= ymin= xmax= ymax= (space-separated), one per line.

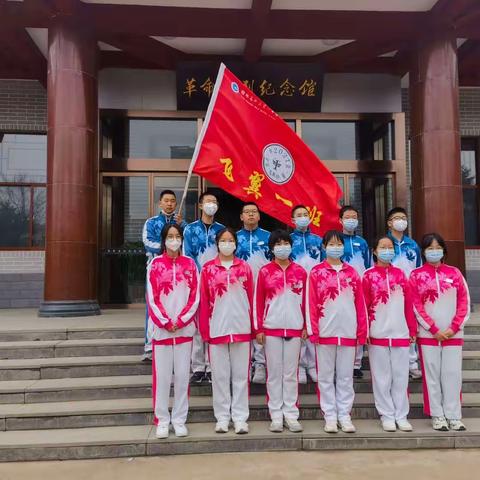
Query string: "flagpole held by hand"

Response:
xmin=178 ymin=63 xmax=226 ymax=215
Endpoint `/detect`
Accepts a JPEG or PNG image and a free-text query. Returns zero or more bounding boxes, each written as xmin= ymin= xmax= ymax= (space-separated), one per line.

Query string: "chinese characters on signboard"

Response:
xmin=177 ymin=62 xmax=324 ymax=112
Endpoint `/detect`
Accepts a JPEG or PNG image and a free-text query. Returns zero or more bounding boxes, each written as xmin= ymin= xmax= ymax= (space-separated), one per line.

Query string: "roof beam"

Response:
xmin=243 ymin=0 xmax=272 ymax=62
xmin=99 ymin=34 xmax=186 ymax=70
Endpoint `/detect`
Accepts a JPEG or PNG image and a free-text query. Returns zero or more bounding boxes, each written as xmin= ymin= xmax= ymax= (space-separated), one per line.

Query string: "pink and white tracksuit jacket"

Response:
xmin=147 ymin=253 xmax=200 ymax=343
xmin=254 ymin=261 xmax=307 ymax=337
xmin=307 ymin=261 xmax=367 ymax=423
xmin=198 ymin=256 xmax=254 ymax=425
xmin=307 ymin=261 xmax=368 ymax=346
xmin=362 ymin=264 xmax=416 ymax=422
xmin=146 ymin=253 xmax=200 ymax=428
xmin=198 ymin=257 xmax=254 ymax=344
xmin=409 ymin=263 xmax=470 ymax=420
xmin=362 ymin=265 xmax=416 ymax=345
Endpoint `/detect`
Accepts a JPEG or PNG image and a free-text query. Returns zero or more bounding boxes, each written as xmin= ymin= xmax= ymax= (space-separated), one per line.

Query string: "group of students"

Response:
xmin=142 ymin=190 xmax=470 ymax=439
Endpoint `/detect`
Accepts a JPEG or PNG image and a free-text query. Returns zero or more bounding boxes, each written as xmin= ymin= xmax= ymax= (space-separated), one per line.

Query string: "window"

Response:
xmin=462 ymin=138 xmax=480 ymax=246
xmin=128 ymin=119 xmax=197 ymax=159
xmin=0 ymin=133 xmax=46 ymax=248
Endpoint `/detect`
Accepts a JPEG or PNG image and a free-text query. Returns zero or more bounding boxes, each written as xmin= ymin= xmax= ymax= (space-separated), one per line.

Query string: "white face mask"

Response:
xmin=218 ymin=241 xmax=235 ymax=256
xmin=165 ymin=238 xmax=181 ymax=252
xmin=392 ymin=219 xmax=408 ymax=232
xmin=274 ymin=244 xmax=292 ymax=260
xmin=294 ymin=216 xmax=310 ymax=229
xmin=203 ymin=202 xmax=218 ymax=216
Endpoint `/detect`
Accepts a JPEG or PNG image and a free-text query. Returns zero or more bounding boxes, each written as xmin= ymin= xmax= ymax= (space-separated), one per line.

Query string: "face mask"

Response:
xmin=425 ymin=249 xmax=444 ymax=263
xmin=326 ymin=245 xmax=344 ymax=259
xmin=377 ymin=248 xmax=395 ymax=263
xmin=392 ymin=219 xmax=408 ymax=232
xmin=343 ymin=219 xmax=358 ymax=232
xmin=273 ymin=245 xmax=292 ymax=260
xmin=294 ymin=216 xmax=310 ymax=229
xmin=203 ymin=202 xmax=218 ymax=216
xmin=165 ymin=238 xmax=181 ymax=252
xmin=218 ymin=241 xmax=236 ymax=256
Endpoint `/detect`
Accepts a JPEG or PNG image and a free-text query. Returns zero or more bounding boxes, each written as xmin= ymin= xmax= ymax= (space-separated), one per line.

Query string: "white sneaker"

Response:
xmin=396 ymin=419 xmax=413 ymax=432
xmin=307 ymin=367 xmax=317 ymax=383
xmin=269 ymin=420 xmax=284 ymax=432
xmin=339 ymin=418 xmax=356 ymax=433
xmin=234 ymin=422 xmax=249 ymax=434
xmin=381 ymin=419 xmax=397 ymax=432
xmin=432 ymin=416 xmax=449 ymax=431
xmin=324 ymin=421 xmax=338 ymax=433
xmin=172 ymin=424 xmax=188 ymax=437
xmin=155 ymin=425 xmax=169 ymax=439
xmin=141 ymin=351 xmax=152 ymax=362
xmin=298 ymin=367 xmax=307 ymax=385
xmin=409 ymin=368 xmax=422 ymax=379
xmin=447 ymin=419 xmax=466 ymax=431
xmin=252 ymin=364 xmax=266 ymax=384
xmin=285 ymin=418 xmax=303 ymax=432
xmin=215 ymin=421 xmax=229 ymax=433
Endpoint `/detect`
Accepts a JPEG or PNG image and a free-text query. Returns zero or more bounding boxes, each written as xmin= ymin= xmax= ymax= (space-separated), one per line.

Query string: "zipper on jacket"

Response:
xmin=435 ymin=269 xmax=441 ymax=294
xmin=173 ymin=259 xmax=177 ymax=286
xmin=283 ymin=267 xmax=288 ymax=331
xmin=386 ymin=269 xmax=391 ymax=297
xmin=303 ymin=233 xmax=307 ymax=254
xmin=250 ymin=230 xmax=253 ymax=255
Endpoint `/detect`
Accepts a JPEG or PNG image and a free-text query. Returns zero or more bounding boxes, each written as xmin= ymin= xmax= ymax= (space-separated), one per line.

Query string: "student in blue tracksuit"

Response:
xmin=236 ymin=202 xmax=270 ymax=384
xmin=387 ymin=206 xmax=423 ymax=379
xmin=141 ymin=189 xmax=187 ymax=361
xmin=290 ymin=205 xmax=323 ymax=384
xmin=183 ymin=191 xmax=225 ymax=384
xmin=339 ymin=205 xmax=371 ymax=378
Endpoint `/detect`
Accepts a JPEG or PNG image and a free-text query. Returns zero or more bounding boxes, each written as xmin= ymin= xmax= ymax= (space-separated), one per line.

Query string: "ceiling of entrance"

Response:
xmin=2 ymin=0 xmax=480 ymax=87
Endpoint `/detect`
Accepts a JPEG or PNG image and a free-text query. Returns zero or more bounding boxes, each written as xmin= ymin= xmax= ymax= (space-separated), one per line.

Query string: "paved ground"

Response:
xmin=0 ymin=450 xmax=479 ymax=480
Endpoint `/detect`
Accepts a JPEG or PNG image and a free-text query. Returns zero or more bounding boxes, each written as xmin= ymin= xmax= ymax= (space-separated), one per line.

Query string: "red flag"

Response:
xmin=191 ymin=64 xmax=342 ymax=235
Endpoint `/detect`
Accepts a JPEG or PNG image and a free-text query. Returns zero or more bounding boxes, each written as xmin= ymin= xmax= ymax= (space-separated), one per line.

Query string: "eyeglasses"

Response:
xmin=243 ymin=210 xmax=259 ymax=215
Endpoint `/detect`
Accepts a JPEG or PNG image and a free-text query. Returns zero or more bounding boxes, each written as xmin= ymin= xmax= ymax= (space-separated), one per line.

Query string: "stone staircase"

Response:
xmin=0 ymin=309 xmax=480 ymax=462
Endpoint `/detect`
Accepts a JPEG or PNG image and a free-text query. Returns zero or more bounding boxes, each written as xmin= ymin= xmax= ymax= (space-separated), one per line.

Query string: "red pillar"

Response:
xmin=410 ymin=34 xmax=466 ymax=272
xmin=39 ymin=18 xmax=100 ymax=316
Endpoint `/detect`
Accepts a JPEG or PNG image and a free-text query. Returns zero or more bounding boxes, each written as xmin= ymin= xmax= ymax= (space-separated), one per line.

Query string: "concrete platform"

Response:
xmin=0 ymin=419 xmax=479 ymax=462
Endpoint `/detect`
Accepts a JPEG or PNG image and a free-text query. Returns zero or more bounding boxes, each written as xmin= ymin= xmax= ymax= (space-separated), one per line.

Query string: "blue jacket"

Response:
xmin=236 ymin=227 xmax=270 ymax=277
xmin=342 ymin=233 xmax=371 ymax=275
xmin=183 ymin=220 xmax=225 ymax=271
xmin=290 ymin=228 xmax=324 ymax=272
xmin=142 ymin=213 xmax=187 ymax=261
xmin=387 ymin=232 xmax=422 ymax=277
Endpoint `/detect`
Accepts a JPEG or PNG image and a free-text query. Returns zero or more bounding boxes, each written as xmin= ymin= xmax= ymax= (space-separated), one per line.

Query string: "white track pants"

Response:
xmin=152 ymin=340 xmax=192 ymax=427
xmin=209 ymin=342 xmax=250 ymax=423
xmin=299 ymin=339 xmax=316 ymax=371
xmin=418 ymin=344 xmax=463 ymax=420
xmin=409 ymin=343 xmax=419 ymax=370
xmin=191 ymin=314 xmax=210 ymax=373
xmin=316 ymin=345 xmax=356 ymax=422
xmin=264 ymin=336 xmax=301 ymax=421
xmin=368 ymin=345 xmax=410 ymax=421
xmin=252 ymin=340 xmax=265 ymax=367
xmin=354 ymin=345 xmax=364 ymax=369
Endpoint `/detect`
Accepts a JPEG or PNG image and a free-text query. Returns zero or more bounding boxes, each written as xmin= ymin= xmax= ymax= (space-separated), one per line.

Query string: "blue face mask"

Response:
xmin=326 ymin=245 xmax=344 ymax=259
xmin=343 ymin=219 xmax=358 ymax=232
xmin=294 ymin=216 xmax=310 ymax=229
xmin=425 ymin=249 xmax=444 ymax=263
xmin=377 ymin=248 xmax=395 ymax=263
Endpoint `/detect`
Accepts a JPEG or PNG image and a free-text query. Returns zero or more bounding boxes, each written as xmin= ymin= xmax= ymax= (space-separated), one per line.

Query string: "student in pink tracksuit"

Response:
xmin=199 ymin=227 xmax=254 ymax=435
xmin=147 ymin=224 xmax=199 ymax=439
xmin=410 ymin=233 xmax=470 ymax=432
xmin=362 ymin=235 xmax=417 ymax=432
xmin=307 ymin=230 xmax=368 ymax=434
xmin=255 ymin=229 xmax=307 ymax=434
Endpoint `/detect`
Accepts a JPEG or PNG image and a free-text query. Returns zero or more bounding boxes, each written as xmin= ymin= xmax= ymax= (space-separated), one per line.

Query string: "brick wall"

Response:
xmin=0 ymin=80 xmax=47 ymax=132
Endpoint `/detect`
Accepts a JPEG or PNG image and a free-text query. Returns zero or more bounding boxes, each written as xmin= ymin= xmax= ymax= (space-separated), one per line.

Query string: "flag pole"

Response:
xmin=178 ymin=63 xmax=226 ymax=214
